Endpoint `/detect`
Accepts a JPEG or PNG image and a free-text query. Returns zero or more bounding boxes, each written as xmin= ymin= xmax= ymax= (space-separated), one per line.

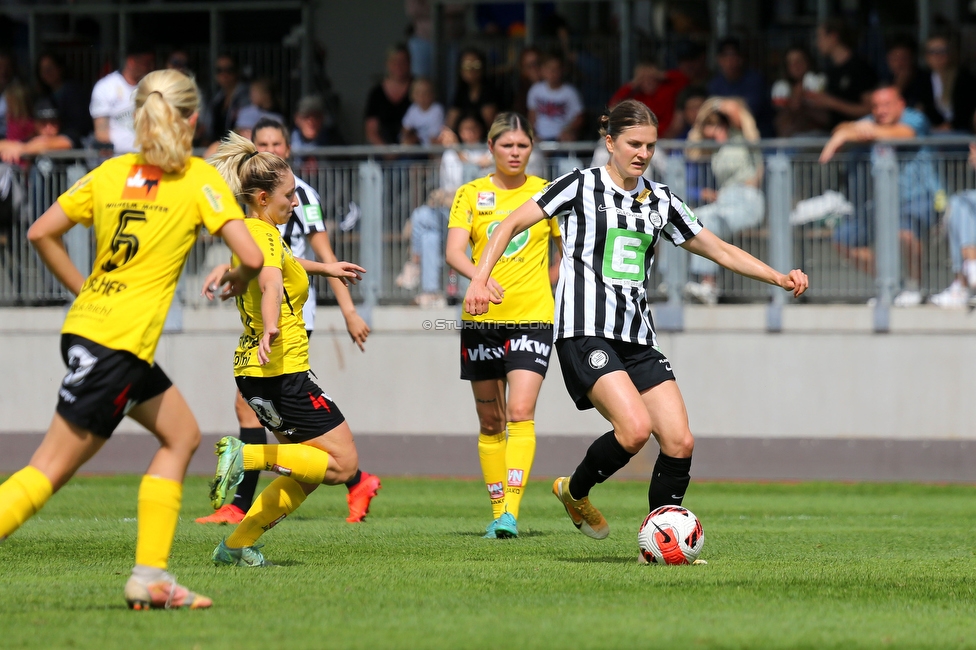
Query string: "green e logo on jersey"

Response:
xmin=603 ymin=228 xmax=654 ymax=282
xmin=487 ymin=221 xmax=530 ymax=257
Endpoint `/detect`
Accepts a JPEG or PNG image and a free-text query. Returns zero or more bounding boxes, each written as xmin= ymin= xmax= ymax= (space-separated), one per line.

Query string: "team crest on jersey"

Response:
xmin=477 ymin=191 xmax=495 ymax=209
xmin=588 ymin=350 xmax=609 ymax=369
xmin=648 ymin=210 xmax=664 ymax=228
xmin=121 ymin=165 xmax=163 ymax=201
xmin=636 ymin=188 xmax=652 ymax=203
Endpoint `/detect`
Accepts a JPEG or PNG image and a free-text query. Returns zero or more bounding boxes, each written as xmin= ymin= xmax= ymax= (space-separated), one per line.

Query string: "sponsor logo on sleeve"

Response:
xmin=202 ymin=184 xmax=224 ymax=212
xmin=303 ymin=204 xmax=324 ymax=225
xmin=121 ymin=165 xmax=163 ymax=201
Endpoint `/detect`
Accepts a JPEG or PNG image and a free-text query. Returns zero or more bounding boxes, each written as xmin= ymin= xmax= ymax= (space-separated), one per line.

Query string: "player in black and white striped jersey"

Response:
xmin=465 ymin=100 xmax=808 ymax=542
xmin=196 ymin=118 xmax=380 ymax=526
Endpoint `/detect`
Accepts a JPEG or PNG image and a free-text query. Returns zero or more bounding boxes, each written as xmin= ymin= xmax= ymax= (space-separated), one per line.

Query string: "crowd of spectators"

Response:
xmin=3 ymin=17 xmax=976 ymax=308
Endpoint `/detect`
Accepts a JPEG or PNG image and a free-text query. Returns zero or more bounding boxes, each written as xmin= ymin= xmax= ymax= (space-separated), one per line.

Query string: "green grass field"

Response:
xmin=1 ymin=476 xmax=975 ymax=649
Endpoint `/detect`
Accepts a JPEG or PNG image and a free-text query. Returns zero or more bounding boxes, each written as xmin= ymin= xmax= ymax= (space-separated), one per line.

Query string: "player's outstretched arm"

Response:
xmin=309 ymin=231 xmax=370 ymax=351
xmin=681 ymin=228 xmax=809 ymax=298
xmin=296 ymin=257 xmax=365 ymax=285
xmin=464 ymin=199 xmax=547 ymax=316
xmin=27 ymin=202 xmax=85 ymax=296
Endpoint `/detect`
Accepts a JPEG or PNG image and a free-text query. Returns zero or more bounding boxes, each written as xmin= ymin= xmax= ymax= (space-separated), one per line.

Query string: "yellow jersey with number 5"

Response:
xmin=57 ymin=153 xmax=243 ymax=364
xmin=231 ymin=218 xmax=310 ymax=378
xmin=448 ymin=174 xmax=559 ymax=323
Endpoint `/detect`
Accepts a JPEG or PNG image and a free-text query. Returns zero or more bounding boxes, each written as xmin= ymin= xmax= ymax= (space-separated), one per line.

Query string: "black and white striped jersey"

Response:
xmin=534 ymin=166 xmax=703 ymax=346
xmin=278 ymin=176 xmax=327 ymax=329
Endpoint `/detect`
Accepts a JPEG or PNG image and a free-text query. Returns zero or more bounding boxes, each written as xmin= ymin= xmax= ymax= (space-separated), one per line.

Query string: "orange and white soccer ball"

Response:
xmin=638 ymin=506 xmax=704 ymax=565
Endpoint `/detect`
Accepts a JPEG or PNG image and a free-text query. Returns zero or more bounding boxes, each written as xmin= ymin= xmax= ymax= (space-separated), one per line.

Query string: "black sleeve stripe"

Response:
xmin=535 ymin=169 xmax=579 ymax=210
xmin=295 ymin=186 xmax=312 ymax=208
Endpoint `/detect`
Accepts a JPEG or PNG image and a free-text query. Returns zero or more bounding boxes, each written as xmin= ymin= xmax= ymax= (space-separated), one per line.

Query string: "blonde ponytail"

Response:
xmin=133 ymin=69 xmax=199 ymax=173
xmin=207 ymin=131 xmax=291 ymax=207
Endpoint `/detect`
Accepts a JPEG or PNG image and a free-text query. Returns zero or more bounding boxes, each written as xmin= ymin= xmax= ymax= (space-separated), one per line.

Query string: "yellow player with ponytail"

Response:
xmin=0 ymin=69 xmax=264 ymax=610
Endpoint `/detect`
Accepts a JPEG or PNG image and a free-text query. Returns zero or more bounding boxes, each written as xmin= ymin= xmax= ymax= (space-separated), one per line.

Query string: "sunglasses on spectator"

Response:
xmin=926 ymin=47 xmax=948 ymax=55
xmin=216 ymin=65 xmax=235 ymax=74
xmin=461 ymin=62 xmax=483 ymax=71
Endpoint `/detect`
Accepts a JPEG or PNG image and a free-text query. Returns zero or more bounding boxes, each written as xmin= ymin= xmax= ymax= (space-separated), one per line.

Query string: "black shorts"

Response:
xmin=555 ymin=336 xmax=676 ymax=411
xmin=459 ymin=322 xmax=553 ymax=381
xmin=56 ymin=334 xmax=173 ymax=438
xmin=235 ymin=371 xmax=345 ymax=443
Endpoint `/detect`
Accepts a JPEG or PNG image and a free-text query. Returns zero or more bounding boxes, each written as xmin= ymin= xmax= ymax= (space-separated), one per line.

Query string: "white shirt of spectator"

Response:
xmin=278 ymin=176 xmax=326 ymax=330
xmin=90 ymin=71 xmax=137 ymax=153
xmin=402 ymin=102 xmax=445 ymax=146
xmin=526 ymin=81 xmax=582 ymax=141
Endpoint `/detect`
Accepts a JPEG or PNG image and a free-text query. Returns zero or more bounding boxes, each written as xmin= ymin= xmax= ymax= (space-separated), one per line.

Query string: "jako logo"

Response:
xmin=509 ymin=335 xmax=550 ymax=356
xmin=507 ymin=469 xmax=524 ymax=487
xmin=487 ymin=482 xmax=505 ymax=499
xmin=465 ymin=344 xmax=505 ymax=361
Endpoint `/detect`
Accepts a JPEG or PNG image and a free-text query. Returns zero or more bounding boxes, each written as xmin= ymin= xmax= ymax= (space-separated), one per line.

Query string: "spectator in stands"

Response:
xmin=608 ymin=61 xmax=687 ymax=136
xmin=90 ymin=47 xmax=154 ymax=154
xmin=922 ymin=34 xmax=976 ymax=134
xmin=396 ymin=112 xmax=492 ymax=307
xmin=505 ymin=47 xmax=541 ymax=116
xmin=401 ymin=77 xmax=444 ymax=146
xmin=35 ymin=52 xmax=91 ymax=148
xmin=234 ymin=77 xmax=285 ymax=141
xmin=365 ymin=44 xmax=412 ymax=145
xmin=820 ymin=84 xmax=940 ymax=307
xmin=883 ymin=35 xmax=933 ymax=118
xmin=807 ymin=18 xmax=876 ymax=128
xmin=207 ymin=53 xmax=248 ymax=144
xmin=663 ymin=84 xmax=708 ymax=139
xmin=0 ymin=50 xmax=16 ymax=139
xmin=3 ymin=81 xmax=33 ymax=143
xmin=291 ymin=95 xmax=343 ymax=153
xmin=446 ymin=48 xmax=498 ymax=133
xmin=931 ymin=142 xmax=976 ymax=307
xmin=0 ymin=99 xmax=74 ymax=163
xmin=165 ymin=50 xmax=191 ymax=77
xmin=684 ymin=98 xmax=765 ymax=304
xmin=771 ymin=46 xmax=831 ymax=137
xmin=670 ymin=41 xmax=710 ymax=88
xmin=527 ymin=52 xmax=583 ymax=142
xmin=707 ymin=38 xmax=770 ymax=135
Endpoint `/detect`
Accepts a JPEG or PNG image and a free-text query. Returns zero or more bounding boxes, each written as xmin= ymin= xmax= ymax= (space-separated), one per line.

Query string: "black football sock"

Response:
xmin=345 ymin=469 xmax=363 ymax=492
xmin=568 ymin=431 xmax=635 ymax=500
xmin=647 ymin=452 xmax=692 ymax=511
xmin=231 ymin=427 xmax=267 ymax=511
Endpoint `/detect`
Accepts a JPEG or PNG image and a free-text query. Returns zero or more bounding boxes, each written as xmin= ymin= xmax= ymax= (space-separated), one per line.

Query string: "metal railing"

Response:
xmin=2 ymin=136 xmax=973 ymax=332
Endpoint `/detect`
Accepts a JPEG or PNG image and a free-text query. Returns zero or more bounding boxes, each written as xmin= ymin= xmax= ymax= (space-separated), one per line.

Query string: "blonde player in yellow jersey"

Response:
xmin=203 ymin=132 xmax=365 ymax=567
xmin=0 ymin=69 xmax=264 ymax=609
xmin=445 ymin=112 xmax=561 ymax=539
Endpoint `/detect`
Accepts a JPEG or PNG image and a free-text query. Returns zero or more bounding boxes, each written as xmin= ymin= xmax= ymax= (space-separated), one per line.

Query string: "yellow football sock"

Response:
xmin=135 ymin=475 xmax=182 ymax=570
xmin=0 ymin=466 xmax=53 ymax=541
xmin=242 ymin=444 xmax=330 ymax=484
xmin=226 ymin=476 xmax=307 ymax=548
xmin=504 ymin=420 xmax=536 ymax=520
xmin=478 ymin=432 xmax=507 ymax=519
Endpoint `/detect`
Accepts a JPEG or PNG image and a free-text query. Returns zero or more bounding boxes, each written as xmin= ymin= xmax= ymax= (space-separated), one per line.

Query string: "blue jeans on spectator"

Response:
xmin=947 ymin=192 xmax=976 ymax=274
xmin=410 ymin=204 xmax=449 ymax=294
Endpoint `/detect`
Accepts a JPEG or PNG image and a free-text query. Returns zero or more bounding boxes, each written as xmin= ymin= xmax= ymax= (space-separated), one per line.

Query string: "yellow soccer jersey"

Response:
xmin=232 ymin=218 xmax=310 ymax=378
xmin=448 ymin=174 xmax=560 ymax=323
xmin=59 ymin=154 xmax=243 ymax=364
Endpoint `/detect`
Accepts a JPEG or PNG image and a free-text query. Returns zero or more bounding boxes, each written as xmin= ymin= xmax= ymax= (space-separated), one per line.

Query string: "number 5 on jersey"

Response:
xmin=102 ymin=210 xmax=147 ymax=272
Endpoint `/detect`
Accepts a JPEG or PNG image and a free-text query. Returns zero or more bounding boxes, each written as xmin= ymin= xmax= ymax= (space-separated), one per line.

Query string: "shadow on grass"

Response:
xmin=451 ymin=530 xmax=548 ymax=538
xmin=557 ymin=556 xmax=635 ymax=564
